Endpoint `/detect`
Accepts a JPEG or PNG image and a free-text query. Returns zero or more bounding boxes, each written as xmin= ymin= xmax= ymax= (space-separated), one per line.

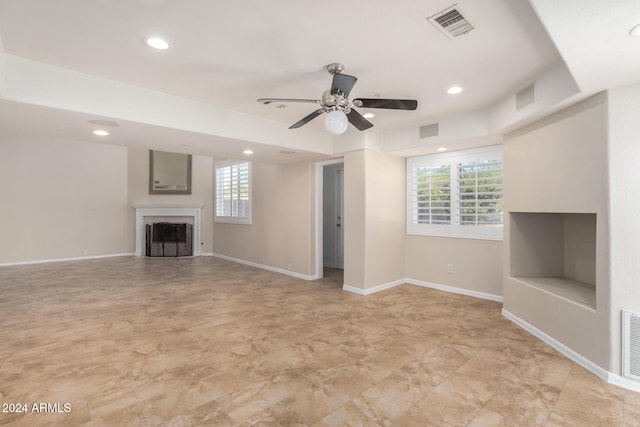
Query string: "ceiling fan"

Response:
xmin=257 ymin=63 xmax=418 ymax=135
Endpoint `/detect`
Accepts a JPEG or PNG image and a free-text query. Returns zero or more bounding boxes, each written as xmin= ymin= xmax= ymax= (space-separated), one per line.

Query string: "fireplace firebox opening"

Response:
xmin=145 ymin=222 xmax=193 ymax=257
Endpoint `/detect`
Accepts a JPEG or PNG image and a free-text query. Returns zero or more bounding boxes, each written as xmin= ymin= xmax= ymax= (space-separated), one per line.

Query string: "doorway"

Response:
xmin=323 ymin=163 xmax=344 ymax=269
xmin=314 ymin=159 xmax=345 ymax=280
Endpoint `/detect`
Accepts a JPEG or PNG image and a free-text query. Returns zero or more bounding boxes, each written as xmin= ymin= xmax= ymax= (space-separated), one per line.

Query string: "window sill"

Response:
xmin=407 ymin=229 xmax=503 ymax=241
xmin=215 ymin=218 xmax=252 ymax=225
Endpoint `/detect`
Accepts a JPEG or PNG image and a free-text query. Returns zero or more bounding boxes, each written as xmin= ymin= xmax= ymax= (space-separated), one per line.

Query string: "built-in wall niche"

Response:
xmin=510 ymin=212 xmax=597 ymax=309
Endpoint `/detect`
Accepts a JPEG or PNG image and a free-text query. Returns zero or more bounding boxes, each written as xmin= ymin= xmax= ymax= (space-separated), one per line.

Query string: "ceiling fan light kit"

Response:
xmin=257 ymin=63 xmax=417 ymax=135
xmin=324 ymin=110 xmax=349 ymax=135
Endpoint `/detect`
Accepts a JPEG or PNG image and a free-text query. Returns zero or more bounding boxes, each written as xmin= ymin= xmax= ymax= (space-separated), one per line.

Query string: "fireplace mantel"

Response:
xmin=133 ymin=204 xmax=203 ymax=257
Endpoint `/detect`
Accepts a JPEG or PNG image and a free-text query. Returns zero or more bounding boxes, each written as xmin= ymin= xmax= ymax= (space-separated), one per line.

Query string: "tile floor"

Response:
xmin=0 ymin=256 xmax=638 ymax=426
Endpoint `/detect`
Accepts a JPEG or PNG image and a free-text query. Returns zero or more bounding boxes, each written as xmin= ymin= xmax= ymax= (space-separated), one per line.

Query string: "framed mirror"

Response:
xmin=149 ymin=150 xmax=192 ymax=195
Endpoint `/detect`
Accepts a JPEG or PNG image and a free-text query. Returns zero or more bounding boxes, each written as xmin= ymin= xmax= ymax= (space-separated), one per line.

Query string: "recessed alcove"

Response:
xmin=510 ymin=212 xmax=597 ymax=309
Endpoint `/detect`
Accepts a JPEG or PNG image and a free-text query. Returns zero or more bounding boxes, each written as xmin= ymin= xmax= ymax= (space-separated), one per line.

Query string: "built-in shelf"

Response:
xmin=512 ymin=276 xmax=596 ymax=309
xmin=510 ymin=212 xmax=597 ymax=309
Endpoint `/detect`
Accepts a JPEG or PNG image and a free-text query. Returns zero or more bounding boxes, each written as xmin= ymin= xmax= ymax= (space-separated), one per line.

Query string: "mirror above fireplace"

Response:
xmin=149 ymin=150 xmax=192 ymax=195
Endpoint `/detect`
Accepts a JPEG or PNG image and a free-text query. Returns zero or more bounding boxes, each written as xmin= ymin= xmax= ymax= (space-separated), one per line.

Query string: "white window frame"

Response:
xmin=215 ymin=160 xmax=252 ymax=225
xmin=407 ymin=145 xmax=503 ymax=240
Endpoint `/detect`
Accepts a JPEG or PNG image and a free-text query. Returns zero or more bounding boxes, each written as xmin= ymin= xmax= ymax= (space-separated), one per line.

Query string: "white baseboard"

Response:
xmin=343 ymin=279 xmax=407 ymax=295
xmin=211 ymin=253 xmax=316 ymax=281
xmin=342 ymin=284 xmax=366 ymax=295
xmin=0 ymin=253 xmax=134 ymax=267
xmin=608 ymin=372 xmax=640 ymax=393
xmin=502 ymin=309 xmax=640 ymax=393
xmin=406 ymin=278 xmax=503 ymax=302
xmin=343 ymin=278 xmax=503 ymax=302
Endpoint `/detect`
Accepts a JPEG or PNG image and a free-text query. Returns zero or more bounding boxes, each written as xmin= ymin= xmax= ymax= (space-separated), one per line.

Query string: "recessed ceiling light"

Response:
xmin=447 ymin=86 xmax=463 ymax=95
xmin=88 ymin=119 xmax=119 ymax=127
xmin=437 ymin=147 xmax=447 ymax=152
xmin=630 ymin=24 xmax=640 ymax=37
xmin=243 ymin=149 xmax=253 ymax=155
xmin=363 ymin=113 xmax=375 ymax=119
xmin=93 ymin=130 xmax=109 ymax=136
xmin=145 ymin=37 xmax=170 ymax=50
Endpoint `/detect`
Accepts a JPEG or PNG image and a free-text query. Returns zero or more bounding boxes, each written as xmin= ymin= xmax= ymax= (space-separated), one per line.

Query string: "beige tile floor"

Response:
xmin=0 ymin=256 xmax=638 ymax=426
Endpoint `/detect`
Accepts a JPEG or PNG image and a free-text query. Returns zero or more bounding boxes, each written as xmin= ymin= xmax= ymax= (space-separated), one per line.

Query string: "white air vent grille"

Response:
xmin=420 ymin=123 xmax=439 ymax=139
xmin=623 ymin=310 xmax=640 ymax=382
xmin=428 ymin=4 xmax=475 ymax=39
xmin=516 ymin=82 xmax=536 ymax=110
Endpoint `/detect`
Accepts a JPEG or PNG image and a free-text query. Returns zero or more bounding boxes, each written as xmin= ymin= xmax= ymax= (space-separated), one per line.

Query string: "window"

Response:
xmin=407 ymin=146 xmax=503 ymax=240
xmin=215 ymin=161 xmax=251 ymax=224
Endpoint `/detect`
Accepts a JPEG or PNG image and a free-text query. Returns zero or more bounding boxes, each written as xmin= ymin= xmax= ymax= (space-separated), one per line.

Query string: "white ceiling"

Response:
xmin=528 ymin=0 xmax=640 ymax=93
xmin=0 ymin=0 xmax=639 ymax=161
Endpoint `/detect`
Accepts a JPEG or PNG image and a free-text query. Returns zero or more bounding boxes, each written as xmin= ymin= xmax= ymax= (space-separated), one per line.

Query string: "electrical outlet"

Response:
xmin=447 ymin=264 xmax=454 ymax=273
xmin=287 ymin=263 xmax=292 ymax=271
xmin=83 ymin=249 xmax=89 ymax=257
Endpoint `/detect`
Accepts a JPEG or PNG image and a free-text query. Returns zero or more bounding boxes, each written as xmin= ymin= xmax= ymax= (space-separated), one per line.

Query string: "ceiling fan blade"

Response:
xmin=257 ymin=98 xmax=321 ymax=105
xmin=353 ymin=98 xmax=418 ymax=110
xmin=330 ymin=73 xmax=357 ymax=97
xmin=347 ymin=108 xmax=374 ymax=131
xmin=289 ymin=109 xmax=325 ymax=129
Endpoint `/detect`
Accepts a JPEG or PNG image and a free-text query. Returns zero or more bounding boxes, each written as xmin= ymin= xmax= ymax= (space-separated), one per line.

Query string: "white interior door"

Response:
xmin=321 ymin=162 xmax=344 ymax=271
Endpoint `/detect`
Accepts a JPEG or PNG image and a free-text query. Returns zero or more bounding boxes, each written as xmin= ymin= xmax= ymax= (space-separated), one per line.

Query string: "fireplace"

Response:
xmin=133 ymin=205 xmax=203 ymax=257
xmin=146 ymin=222 xmax=193 ymax=257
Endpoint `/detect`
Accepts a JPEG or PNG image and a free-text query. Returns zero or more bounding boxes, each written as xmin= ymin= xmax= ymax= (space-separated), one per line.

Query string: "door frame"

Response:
xmin=336 ymin=168 xmax=344 ymax=269
xmin=314 ymin=158 xmax=345 ymax=280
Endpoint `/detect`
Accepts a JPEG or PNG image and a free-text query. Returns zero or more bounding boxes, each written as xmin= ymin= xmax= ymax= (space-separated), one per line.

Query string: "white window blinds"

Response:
xmin=215 ymin=161 xmax=251 ymax=224
xmin=407 ymin=146 xmax=503 ymax=240
xmin=411 ymin=164 xmax=451 ymax=225
xmin=457 ymin=159 xmax=503 ymax=227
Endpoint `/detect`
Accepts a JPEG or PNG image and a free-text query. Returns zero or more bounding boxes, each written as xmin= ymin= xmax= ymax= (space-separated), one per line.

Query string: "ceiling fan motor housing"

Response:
xmin=321 ymin=91 xmax=352 ymax=113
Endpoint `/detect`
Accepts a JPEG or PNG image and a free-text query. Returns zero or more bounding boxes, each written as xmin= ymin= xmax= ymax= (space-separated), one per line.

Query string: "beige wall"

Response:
xmin=127 ymin=147 xmax=214 ymax=254
xmin=0 ymin=135 xmax=129 ymax=263
xmin=607 ymin=83 xmax=640 ymax=374
xmin=355 ymin=144 xmax=504 ymax=297
xmin=212 ymin=160 xmax=315 ymax=277
xmin=363 ymin=150 xmax=406 ymax=289
xmin=405 ymin=236 xmax=503 ymax=297
xmin=343 ymin=151 xmax=367 ymax=288
xmin=343 ymin=150 xmax=405 ymax=290
xmin=503 ymin=93 xmax=610 ymax=370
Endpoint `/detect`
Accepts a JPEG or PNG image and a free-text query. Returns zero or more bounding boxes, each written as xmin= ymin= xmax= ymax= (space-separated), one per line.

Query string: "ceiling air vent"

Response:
xmin=420 ymin=123 xmax=439 ymax=139
xmin=428 ymin=4 xmax=475 ymax=39
xmin=516 ymin=82 xmax=536 ymax=110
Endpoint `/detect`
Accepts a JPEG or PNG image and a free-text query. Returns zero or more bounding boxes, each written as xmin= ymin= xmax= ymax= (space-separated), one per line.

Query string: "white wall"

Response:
xmin=0 ymin=134 xmax=129 ymax=264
